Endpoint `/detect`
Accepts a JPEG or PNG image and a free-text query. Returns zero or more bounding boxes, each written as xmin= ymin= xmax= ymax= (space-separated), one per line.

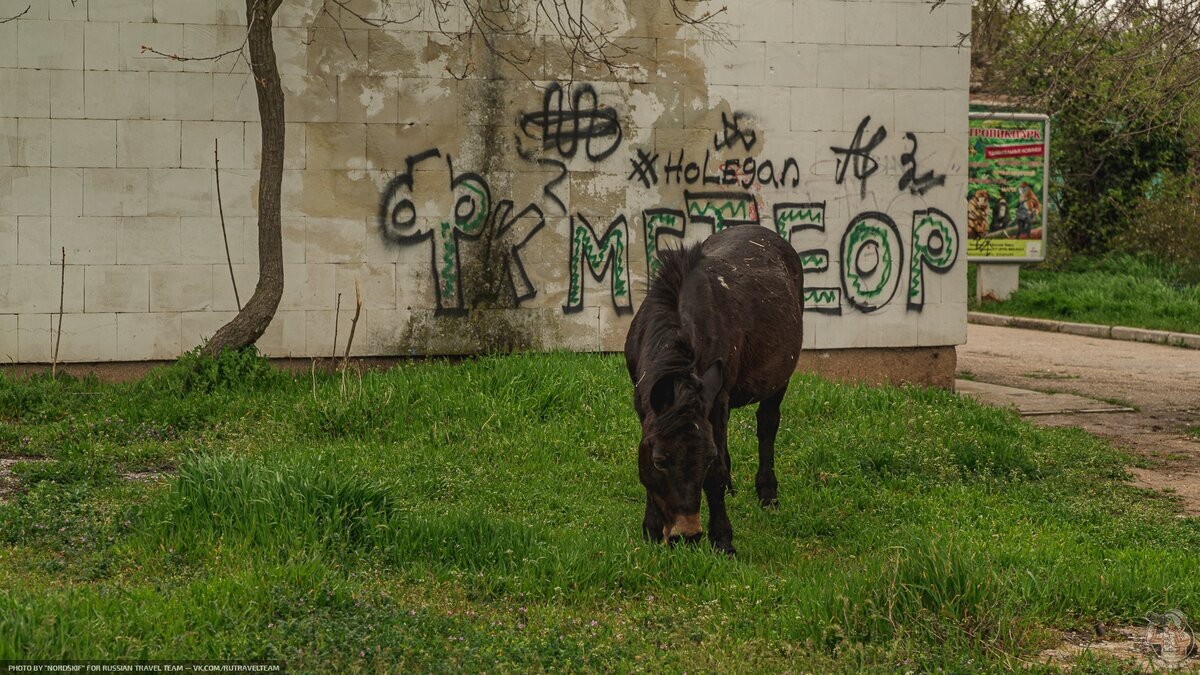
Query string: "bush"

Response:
xmin=1114 ymin=174 xmax=1200 ymax=283
xmin=164 ymin=346 xmax=283 ymax=394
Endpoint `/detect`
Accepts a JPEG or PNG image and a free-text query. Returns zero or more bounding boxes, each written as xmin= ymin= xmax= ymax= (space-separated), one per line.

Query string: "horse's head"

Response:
xmin=637 ymin=360 xmax=723 ymax=543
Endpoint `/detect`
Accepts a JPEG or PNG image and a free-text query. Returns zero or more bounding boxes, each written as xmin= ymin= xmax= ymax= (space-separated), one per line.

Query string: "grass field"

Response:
xmin=2 ymin=350 xmax=1198 ymax=671
xmin=969 ymin=255 xmax=1200 ymax=334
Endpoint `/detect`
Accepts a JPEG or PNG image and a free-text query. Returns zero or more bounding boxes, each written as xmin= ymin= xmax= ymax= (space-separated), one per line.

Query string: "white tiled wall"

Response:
xmin=0 ymin=0 xmax=971 ymax=362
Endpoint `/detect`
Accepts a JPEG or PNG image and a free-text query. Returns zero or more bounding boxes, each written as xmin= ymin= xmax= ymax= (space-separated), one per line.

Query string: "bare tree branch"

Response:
xmin=141 ymin=44 xmax=246 ymax=63
xmin=0 ymin=4 xmax=29 ymax=23
xmin=973 ymin=0 xmax=1200 ymax=149
xmin=328 ymin=0 xmax=422 ymax=28
xmin=143 ymin=0 xmax=260 ymax=74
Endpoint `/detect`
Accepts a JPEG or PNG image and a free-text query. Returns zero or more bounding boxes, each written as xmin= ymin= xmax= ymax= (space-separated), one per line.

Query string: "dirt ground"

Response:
xmin=958 ymin=323 xmax=1200 ymax=514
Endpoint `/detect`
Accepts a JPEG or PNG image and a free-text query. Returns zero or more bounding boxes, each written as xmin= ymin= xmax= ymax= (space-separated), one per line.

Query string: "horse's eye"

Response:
xmin=651 ymin=447 xmax=668 ymax=472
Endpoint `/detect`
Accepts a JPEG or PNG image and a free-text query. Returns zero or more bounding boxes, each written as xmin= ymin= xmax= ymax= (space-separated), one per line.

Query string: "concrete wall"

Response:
xmin=0 ymin=0 xmax=971 ymax=363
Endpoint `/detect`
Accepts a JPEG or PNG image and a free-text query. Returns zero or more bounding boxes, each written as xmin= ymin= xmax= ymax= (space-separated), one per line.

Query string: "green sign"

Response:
xmin=967 ymin=113 xmax=1049 ymax=261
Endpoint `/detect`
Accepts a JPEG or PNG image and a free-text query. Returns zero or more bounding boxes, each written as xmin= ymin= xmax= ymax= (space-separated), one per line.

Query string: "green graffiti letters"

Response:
xmin=840 ymin=212 xmax=902 ymax=313
xmin=642 ymin=209 xmax=686 ymax=280
xmin=565 ymin=214 xmax=633 ymax=315
xmin=908 ymin=208 xmax=958 ymax=309
xmin=684 ymin=192 xmax=759 ymax=231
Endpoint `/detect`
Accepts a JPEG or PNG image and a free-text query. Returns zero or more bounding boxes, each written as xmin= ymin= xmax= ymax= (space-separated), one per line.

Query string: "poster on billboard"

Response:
xmin=967 ymin=112 xmax=1050 ymax=262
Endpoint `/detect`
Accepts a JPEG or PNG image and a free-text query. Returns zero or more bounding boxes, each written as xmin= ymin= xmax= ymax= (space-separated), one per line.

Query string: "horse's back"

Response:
xmin=700 ymin=225 xmax=804 ymax=294
xmin=626 ymin=225 xmax=804 ymax=409
xmin=696 ymin=226 xmax=804 ymax=403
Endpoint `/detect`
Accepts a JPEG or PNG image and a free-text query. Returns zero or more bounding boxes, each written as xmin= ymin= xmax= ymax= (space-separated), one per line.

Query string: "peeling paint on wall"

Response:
xmin=0 ymin=0 xmax=971 ymax=361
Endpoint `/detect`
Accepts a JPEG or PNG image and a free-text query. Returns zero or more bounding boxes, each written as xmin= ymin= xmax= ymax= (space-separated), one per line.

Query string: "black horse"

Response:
xmin=624 ymin=225 xmax=804 ymax=555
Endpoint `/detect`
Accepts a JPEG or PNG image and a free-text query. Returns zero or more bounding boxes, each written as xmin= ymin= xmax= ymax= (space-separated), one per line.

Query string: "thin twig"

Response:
xmin=332 ymin=292 xmax=342 ymax=361
xmin=215 ymin=139 xmax=241 ymax=312
xmin=140 ymin=44 xmax=244 ymax=63
xmin=140 ymin=0 xmax=261 ymax=74
xmin=341 ymin=278 xmax=362 ymax=370
xmin=328 ymin=0 xmax=421 ymax=28
xmin=0 ymin=5 xmax=29 ymax=23
xmin=52 ymin=247 xmax=65 ymax=379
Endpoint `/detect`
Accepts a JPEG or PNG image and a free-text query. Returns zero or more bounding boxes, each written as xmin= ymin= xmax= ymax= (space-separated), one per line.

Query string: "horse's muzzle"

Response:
xmin=664 ymin=513 xmax=702 ymax=542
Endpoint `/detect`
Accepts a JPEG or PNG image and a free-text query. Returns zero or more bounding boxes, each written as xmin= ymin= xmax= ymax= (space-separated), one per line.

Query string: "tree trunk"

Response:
xmin=202 ymin=0 xmax=286 ymax=356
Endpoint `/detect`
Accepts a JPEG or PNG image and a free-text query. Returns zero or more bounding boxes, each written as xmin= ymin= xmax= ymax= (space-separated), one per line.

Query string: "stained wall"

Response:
xmin=0 ymin=0 xmax=971 ymax=363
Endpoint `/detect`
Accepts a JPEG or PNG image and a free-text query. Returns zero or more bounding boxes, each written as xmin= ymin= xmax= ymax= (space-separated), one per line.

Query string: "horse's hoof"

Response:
xmin=759 ymin=497 xmax=780 ymax=510
xmin=712 ymin=541 xmax=736 ymax=556
xmin=643 ymin=527 xmax=664 ymax=543
xmin=667 ymin=533 xmax=704 ymax=547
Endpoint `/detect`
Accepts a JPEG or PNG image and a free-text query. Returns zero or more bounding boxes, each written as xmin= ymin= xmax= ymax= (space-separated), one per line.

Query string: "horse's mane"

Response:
xmin=639 ymin=245 xmax=707 ymax=436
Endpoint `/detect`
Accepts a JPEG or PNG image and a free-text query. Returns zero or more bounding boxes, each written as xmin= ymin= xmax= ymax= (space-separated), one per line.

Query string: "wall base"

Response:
xmin=797 ymin=346 xmax=957 ymax=390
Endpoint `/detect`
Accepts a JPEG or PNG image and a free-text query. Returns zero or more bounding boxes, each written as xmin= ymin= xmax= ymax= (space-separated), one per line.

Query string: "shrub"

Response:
xmin=163 ymin=345 xmax=283 ymax=394
xmin=1114 ymin=174 xmax=1200 ymax=283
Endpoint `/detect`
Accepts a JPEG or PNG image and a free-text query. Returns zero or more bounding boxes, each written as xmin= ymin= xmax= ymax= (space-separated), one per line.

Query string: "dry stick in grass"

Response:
xmin=51 ymin=247 xmax=65 ymax=379
xmin=341 ymin=278 xmax=363 ymax=370
xmin=215 ymin=139 xmax=241 ymax=311
xmin=333 ymin=292 xmax=342 ymax=361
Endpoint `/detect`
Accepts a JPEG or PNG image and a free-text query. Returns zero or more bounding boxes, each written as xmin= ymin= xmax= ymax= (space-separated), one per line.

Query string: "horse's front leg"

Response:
xmin=642 ymin=492 xmax=665 ymax=542
xmin=755 ymin=390 xmax=785 ymax=508
xmin=705 ymin=398 xmax=735 ymax=555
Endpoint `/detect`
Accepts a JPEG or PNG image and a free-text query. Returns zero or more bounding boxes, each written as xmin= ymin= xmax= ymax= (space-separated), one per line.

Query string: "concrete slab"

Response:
xmin=1058 ymin=321 xmax=1112 ymax=339
xmin=1111 ymin=326 xmax=1172 ymax=345
xmin=955 ymin=379 xmax=1135 ymax=416
xmin=966 ymin=311 xmax=1011 ymax=327
xmin=1169 ymin=332 xmax=1200 ymax=349
xmin=1008 ymin=316 xmax=1061 ymax=332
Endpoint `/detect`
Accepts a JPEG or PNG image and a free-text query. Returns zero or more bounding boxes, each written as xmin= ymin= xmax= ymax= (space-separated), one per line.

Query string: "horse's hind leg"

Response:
xmin=755 ymin=390 xmax=785 ymax=508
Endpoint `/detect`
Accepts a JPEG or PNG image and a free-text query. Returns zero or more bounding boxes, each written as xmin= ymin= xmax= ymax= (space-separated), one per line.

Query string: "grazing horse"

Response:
xmin=624 ymin=225 xmax=804 ymax=555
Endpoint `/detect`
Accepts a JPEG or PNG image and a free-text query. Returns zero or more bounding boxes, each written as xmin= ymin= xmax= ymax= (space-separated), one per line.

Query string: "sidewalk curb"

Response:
xmin=967 ymin=312 xmax=1200 ymax=350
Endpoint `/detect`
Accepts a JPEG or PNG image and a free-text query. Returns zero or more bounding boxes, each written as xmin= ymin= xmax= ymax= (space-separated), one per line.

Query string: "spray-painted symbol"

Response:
xmin=520 ymin=82 xmax=623 ymax=162
xmin=831 ymin=116 xmax=887 ymax=200
xmin=628 ymin=148 xmax=660 ymax=189
xmin=899 ymin=132 xmax=947 ymax=196
xmin=714 ymin=111 xmax=757 ymax=152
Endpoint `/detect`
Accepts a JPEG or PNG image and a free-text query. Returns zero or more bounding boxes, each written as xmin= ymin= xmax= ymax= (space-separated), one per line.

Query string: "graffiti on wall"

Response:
xmin=377 ymin=149 xmax=546 ymax=315
xmin=377 ymin=82 xmax=962 ymax=320
xmin=564 ymin=215 xmax=633 ymax=315
xmin=516 ymin=82 xmax=622 ymax=214
xmin=628 ymin=145 xmax=802 ymax=190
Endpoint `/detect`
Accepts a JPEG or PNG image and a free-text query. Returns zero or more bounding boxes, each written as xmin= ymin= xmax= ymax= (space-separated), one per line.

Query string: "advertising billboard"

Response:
xmin=967 ymin=112 xmax=1050 ymax=262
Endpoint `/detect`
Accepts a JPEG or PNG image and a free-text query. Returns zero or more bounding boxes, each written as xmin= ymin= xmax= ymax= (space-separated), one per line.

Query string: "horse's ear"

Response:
xmin=649 ymin=374 xmax=675 ymax=414
xmin=700 ymin=359 xmax=723 ymax=413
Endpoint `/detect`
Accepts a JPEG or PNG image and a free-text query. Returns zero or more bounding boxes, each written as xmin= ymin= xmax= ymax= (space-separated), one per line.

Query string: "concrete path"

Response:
xmin=956 ymin=380 xmax=1134 ymax=416
xmin=957 ymin=323 xmax=1200 ymax=513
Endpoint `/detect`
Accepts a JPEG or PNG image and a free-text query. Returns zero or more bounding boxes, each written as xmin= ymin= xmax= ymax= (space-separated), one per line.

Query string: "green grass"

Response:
xmin=969 ymin=255 xmax=1200 ymax=334
xmin=1 ymin=349 xmax=1198 ymax=671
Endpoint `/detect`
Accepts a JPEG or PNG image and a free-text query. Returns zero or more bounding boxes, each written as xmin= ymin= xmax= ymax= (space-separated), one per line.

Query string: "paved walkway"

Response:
xmin=958 ymin=323 xmax=1200 ymax=513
